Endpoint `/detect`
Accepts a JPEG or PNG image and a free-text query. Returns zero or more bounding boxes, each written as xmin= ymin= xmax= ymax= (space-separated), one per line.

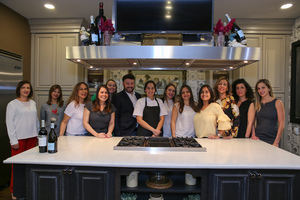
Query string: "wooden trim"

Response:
xmin=29 ymin=18 xmax=83 ymax=33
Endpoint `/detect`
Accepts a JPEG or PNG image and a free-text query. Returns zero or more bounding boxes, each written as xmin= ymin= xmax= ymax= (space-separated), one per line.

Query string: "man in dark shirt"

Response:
xmin=112 ymin=74 xmax=141 ymax=136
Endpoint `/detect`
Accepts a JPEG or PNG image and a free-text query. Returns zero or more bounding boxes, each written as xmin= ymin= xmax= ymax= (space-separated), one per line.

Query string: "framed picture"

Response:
xmin=291 ymin=40 xmax=300 ymax=124
xmin=131 ymin=70 xmax=186 ymax=95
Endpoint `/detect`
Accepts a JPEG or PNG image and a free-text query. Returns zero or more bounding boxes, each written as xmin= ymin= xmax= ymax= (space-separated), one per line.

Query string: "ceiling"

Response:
xmin=1 ymin=0 xmax=300 ymax=23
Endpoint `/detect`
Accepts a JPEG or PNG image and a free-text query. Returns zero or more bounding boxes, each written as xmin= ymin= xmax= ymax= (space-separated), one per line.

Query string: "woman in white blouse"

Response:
xmin=6 ymin=80 xmax=39 ymax=199
xmin=133 ymin=80 xmax=168 ymax=137
xmin=171 ymin=85 xmax=198 ymax=138
xmin=60 ymin=82 xmax=90 ymax=136
xmin=162 ymin=83 xmax=176 ymax=137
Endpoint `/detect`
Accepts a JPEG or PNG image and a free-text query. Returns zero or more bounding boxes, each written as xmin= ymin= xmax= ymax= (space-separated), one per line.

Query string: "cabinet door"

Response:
xmin=28 ymin=167 xmax=70 ymax=200
xmin=211 ymin=172 xmax=249 ymax=200
xmin=258 ymin=173 xmax=295 ymax=200
xmin=232 ymin=35 xmax=263 ymax=88
xmin=34 ymin=34 xmax=56 ymax=90
xmin=73 ymin=169 xmax=111 ymax=200
xmin=263 ymin=35 xmax=286 ymax=93
xmin=56 ymin=34 xmax=80 ymax=90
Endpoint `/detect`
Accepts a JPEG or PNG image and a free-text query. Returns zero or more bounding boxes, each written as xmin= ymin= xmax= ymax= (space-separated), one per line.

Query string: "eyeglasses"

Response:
xmin=79 ymin=88 xmax=88 ymax=91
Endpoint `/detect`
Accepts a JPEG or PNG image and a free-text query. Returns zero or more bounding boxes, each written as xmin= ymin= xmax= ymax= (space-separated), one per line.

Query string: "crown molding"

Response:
xmin=237 ymin=18 xmax=294 ymax=35
xmin=29 ymin=18 xmax=83 ymax=34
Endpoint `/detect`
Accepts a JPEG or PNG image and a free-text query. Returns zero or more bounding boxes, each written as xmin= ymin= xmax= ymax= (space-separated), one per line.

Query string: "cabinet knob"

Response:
xmin=248 ymin=171 xmax=256 ymax=179
xmin=63 ymin=169 xmax=67 ymax=175
xmin=254 ymin=171 xmax=262 ymax=179
xmin=67 ymin=169 xmax=73 ymax=175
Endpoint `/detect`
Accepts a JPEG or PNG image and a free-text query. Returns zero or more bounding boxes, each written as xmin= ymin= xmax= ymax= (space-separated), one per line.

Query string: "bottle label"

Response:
xmin=92 ymin=33 xmax=98 ymax=42
xmin=38 ymin=136 xmax=47 ymax=147
xmin=237 ymin=30 xmax=245 ymax=38
xmin=48 ymin=143 xmax=55 ymax=151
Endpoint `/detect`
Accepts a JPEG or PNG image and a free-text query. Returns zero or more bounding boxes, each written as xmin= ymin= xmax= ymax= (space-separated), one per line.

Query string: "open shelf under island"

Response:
xmin=4 ymin=136 xmax=300 ymax=200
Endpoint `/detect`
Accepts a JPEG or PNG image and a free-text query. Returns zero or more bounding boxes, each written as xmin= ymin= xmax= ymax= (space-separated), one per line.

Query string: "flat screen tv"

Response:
xmin=112 ymin=0 xmax=213 ymax=33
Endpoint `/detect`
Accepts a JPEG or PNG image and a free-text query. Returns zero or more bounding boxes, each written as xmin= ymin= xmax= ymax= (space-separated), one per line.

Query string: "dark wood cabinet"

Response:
xmin=27 ymin=165 xmax=112 ymax=200
xmin=25 ymin=165 xmax=300 ymax=200
xmin=210 ymin=170 xmax=298 ymax=200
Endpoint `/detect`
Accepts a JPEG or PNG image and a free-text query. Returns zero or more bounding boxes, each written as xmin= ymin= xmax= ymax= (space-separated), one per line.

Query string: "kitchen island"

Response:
xmin=4 ymin=136 xmax=300 ymax=200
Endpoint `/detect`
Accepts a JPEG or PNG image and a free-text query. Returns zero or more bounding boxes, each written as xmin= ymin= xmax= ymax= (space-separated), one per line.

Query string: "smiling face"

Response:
xmin=200 ymin=87 xmax=211 ymax=102
xmin=181 ymin=87 xmax=191 ymax=101
xmin=145 ymin=82 xmax=156 ymax=99
xmin=123 ymin=78 xmax=135 ymax=94
xmin=77 ymin=83 xmax=88 ymax=100
xmin=217 ymin=79 xmax=228 ymax=95
xmin=51 ymin=88 xmax=61 ymax=101
xmin=106 ymin=80 xmax=117 ymax=94
xmin=166 ymin=85 xmax=176 ymax=100
xmin=236 ymin=83 xmax=247 ymax=98
xmin=257 ymin=82 xmax=270 ymax=98
xmin=20 ymin=83 xmax=31 ymax=98
xmin=98 ymin=87 xmax=109 ymax=103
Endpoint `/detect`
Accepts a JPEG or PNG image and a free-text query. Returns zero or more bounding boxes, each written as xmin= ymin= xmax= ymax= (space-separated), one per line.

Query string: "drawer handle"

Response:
xmin=67 ymin=169 xmax=73 ymax=175
xmin=248 ymin=171 xmax=256 ymax=179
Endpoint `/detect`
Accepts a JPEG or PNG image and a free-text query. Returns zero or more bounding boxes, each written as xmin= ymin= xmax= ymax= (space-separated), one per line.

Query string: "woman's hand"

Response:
xmin=251 ymin=135 xmax=259 ymax=140
xmin=96 ymin=133 xmax=106 ymax=138
xmin=273 ymin=141 xmax=279 ymax=147
xmin=152 ymin=128 xmax=161 ymax=136
xmin=105 ymin=132 xmax=112 ymax=138
xmin=208 ymin=135 xmax=220 ymax=139
xmin=11 ymin=143 xmax=19 ymax=150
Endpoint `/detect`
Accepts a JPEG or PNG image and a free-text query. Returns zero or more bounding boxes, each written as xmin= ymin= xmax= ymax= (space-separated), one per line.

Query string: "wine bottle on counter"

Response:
xmin=48 ymin=121 xmax=57 ymax=153
xmin=38 ymin=120 xmax=47 ymax=153
xmin=89 ymin=15 xmax=99 ymax=45
xmin=225 ymin=13 xmax=247 ymax=45
xmin=95 ymin=2 xmax=106 ymax=45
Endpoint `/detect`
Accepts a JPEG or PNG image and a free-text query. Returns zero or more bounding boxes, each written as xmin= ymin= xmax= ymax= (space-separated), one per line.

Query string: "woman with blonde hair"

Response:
xmin=60 ymin=82 xmax=90 ymax=136
xmin=252 ymin=79 xmax=285 ymax=147
xmin=214 ymin=77 xmax=240 ymax=138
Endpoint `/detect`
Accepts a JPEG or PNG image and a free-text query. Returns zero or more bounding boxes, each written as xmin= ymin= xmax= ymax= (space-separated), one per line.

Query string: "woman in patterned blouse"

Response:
xmin=213 ymin=77 xmax=240 ymax=138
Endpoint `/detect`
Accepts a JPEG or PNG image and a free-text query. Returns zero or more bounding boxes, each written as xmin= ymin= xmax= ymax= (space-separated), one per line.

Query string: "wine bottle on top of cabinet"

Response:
xmin=38 ymin=120 xmax=47 ymax=153
xmin=95 ymin=2 xmax=106 ymax=45
xmin=48 ymin=121 xmax=57 ymax=153
xmin=225 ymin=13 xmax=247 ymax=45
xmin=89 ymin=15 xmax=99 ymax=45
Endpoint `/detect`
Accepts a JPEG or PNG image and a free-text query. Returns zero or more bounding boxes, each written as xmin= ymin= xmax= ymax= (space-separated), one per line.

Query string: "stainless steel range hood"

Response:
xmin=66 ymin=46 xmax=260 ymax=70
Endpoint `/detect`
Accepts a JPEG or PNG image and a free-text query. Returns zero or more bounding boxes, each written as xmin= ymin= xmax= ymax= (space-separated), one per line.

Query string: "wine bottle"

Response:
xmin=48 ymin=122 xmax=57 ymax=153
xmin=225 ymin=14 xmax=247 ymax=45
xmin=38 ymin=120 xmax=47 ymax=153
xmin=89 ymin=15 xmax=99 ymax=45
xmin=95 ymin=2 xmax=107 ymax=45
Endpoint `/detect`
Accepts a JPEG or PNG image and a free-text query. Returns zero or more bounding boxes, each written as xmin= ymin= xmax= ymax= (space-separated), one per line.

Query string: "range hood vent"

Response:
xmin=66 ymin=46 xmax=260 ymax=70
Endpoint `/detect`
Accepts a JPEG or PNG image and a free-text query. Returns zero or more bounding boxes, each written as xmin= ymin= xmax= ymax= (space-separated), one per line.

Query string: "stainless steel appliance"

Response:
xmin=114 ymin=136 xmax=206 ymax=152
xmin=0 ymin=49 xmax=23 ymax=187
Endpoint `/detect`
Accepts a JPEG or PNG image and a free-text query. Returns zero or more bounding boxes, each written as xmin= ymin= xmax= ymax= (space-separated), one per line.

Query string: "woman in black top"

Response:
xmin=232 ymin=79 xmax=255 ymax=138
xmin=83 ymin=85 xmax=116 ymax=138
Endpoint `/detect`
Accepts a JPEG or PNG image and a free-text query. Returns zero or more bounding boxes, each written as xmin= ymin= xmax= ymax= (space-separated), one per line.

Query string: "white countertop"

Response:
xmin=3 ymin=136 xmax=300 ymax=170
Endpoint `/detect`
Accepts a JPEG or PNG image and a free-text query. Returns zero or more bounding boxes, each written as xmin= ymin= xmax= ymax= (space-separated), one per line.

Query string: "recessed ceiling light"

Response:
xmin=133 ymin=62 xmax=137 ymax=65
xmin=185 ymin=62 xmax=190 ymax=66
xmin=280 ymin=3 xmax=293 ymax=9
xmin=165 ymin=15 xmax=171 ymax=19
xmin=44 ymin=3 xmax=55 ymax=10
xmin=76 ymin=59 xmax=81 ymax=62
xmin=89 ymin=66 xmax=93 ymax=69
xmin=243 ymin=60 xmax=249 ymax=64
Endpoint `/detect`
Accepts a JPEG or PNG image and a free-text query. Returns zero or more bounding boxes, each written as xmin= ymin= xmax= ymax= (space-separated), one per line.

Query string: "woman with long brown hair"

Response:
xmin=162 ymin=83 xmax=177 ymax=137
xmin=171 ymin=85 xmax=198 ymax=138
xmin=83 ymin=85 xmax=116 ymax=138
xmin=252 ymin=79 xmax=285 ymax=146
xmin=194 ymin=84 xmax=231 ymax=138
xmin=40 ymin=84 xmax=65 ymax=134
xmin=214 ymin=77 xmax=240 ymax=138
xmin=59 ymin=82 xmax=90 ymax=136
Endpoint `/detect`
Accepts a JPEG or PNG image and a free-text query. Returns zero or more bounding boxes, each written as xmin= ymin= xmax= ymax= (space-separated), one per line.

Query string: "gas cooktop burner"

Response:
xmin=114 ymin=137 xmax=206 ymax=152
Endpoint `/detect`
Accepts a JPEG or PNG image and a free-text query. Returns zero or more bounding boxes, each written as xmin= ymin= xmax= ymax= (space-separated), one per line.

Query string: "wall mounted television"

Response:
xmin=112 ymin=0 xmax=213 ymax=34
